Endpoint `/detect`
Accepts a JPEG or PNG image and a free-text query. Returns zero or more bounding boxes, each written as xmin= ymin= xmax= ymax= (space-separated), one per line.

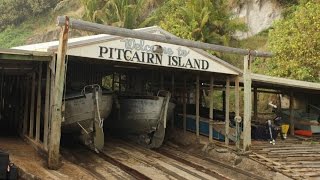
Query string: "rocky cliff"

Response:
xmin=233 ymin=0 xmax=282 ymax=39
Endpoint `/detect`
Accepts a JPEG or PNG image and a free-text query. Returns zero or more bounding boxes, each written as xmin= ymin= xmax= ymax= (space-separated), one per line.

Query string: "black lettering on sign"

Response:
xmin=202 ymin=60 xmax=209 ymax=70
xmin=124 ymin=50 xmax=133 ymax=61
xmin=99 ymin=46 xmax=108 ymax=58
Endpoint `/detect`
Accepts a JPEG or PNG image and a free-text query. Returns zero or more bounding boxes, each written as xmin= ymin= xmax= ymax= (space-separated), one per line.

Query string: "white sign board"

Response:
xmin=67 ymin=38 xmax=238 ymax=75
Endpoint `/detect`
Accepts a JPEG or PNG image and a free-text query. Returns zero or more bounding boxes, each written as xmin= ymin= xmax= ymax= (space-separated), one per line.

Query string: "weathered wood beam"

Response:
xmin=0 ymin=54 xmax=52 ymax=62
xmin=171 ymin=74 xmax=175 ymax=128
xmin=196 ymin=75 xmax=200 ymax=137
xmin=290 ymin=91 xmax=294 ymax=136
xmin=35 ymin=62 xmax=42 ymax=142
xmin=57 ymin=16 xmax=273 ymax=57
xmin=225 ymin=76 xmax=230 ymax=145
xmin=243 ymin=55 xmax=252 ymax=151
xmin=43 ymin=62 xmax=51 ymax=150
xmin=183 ymin=77 xmax=187 ymax=133
xmin=209 ymin=75 xmax=214 ymax=142
xmin=23 ymin=78 xmax=30 ymax=135
xmin=253 ymin=87 xmax=258 ymax=121
xmin=48 ymin=16 xmax=69 ymax=170
xmin=234 ymin=76 xmax=240 ymax=150
xmin=29 ymin=72 xmax=36 ymax=138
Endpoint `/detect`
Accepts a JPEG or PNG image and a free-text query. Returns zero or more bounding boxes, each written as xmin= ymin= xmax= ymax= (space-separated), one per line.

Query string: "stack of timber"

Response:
xmin=250 ymin=138 xmax=320 ymax=179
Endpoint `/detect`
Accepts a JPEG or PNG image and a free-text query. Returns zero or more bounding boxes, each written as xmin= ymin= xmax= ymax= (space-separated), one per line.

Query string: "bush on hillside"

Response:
xmin=0 ymin=0 xmax=59 ymax=31
xmin=267 ymin=1 xmax=320 ymax=82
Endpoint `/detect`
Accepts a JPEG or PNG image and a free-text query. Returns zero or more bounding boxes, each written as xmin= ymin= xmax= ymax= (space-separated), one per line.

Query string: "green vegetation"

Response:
xmin=0 ymin=25 xmax=32 ymax=48
xmin=267 ymin=1 xmax=320 ymax=82
xmin=81 ymin=0 xmax=160 ymax=29
xmin=145 ymin=0 xmax=246 ymax=45
xmin=0 ymin=0 xmax=59 ymax=31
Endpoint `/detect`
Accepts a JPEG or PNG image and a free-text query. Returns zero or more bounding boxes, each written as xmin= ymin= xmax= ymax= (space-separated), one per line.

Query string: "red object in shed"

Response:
xmin=294 ymin=130 xmax=313 ymax=137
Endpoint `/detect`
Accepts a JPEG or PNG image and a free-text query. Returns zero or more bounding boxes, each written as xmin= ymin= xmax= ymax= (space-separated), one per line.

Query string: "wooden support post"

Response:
xmin=44 ymin=62 xmax=51 ymax=150
xmin=183 ymin=77 xmax=187 ymax=132
xmin=225 ymin=77 xmax=230 ymax=145
xmin=289 ymin=91 xmax=294 ymax=135
xmin=35 ymin=62 xmax=42 ymax=142
xmin=23 ymin=78 xmax=30 ymax=135
xmin=171 ymin=74 xmax=175 ymax=128
xmin=243 ymin=55 xmax=252 ymax=151
xmin=48 ymin=17 xmax=69 ymax=170
xmin=235 ymin=76 xmax=240 ymax=150
xmin=253 ymin=87 xmax=258 ymax=121
xmin=29 ymin=72 xmax=36 ymax=138
xmin=209 ymin=75 xmax=214 ymax=142
xmin=160 ymin=74 xmax=164 ymax=89
xmin=196 ymin=75 xmax=200 ymax=137
xmin=49 ymin=56 xmax=56 ymax=146
xmin=222 ymin=90 xmax=226 ymax=113
xmin=112 ymin=73 xmax=115 ymax=91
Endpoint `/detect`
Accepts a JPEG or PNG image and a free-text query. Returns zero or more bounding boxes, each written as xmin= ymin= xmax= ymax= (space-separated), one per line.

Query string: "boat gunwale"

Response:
xmin=118 ymin=95 xmax=161 ymax=100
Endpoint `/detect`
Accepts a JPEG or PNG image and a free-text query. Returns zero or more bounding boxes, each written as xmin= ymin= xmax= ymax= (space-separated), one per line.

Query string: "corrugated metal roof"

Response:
xmin=250 ymin=73 xmax=320 ymax=91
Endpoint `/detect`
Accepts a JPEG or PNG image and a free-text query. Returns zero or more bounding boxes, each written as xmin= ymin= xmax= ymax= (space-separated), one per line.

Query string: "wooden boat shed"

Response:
xmin=1 ymin=16 xmax=319 ymax=169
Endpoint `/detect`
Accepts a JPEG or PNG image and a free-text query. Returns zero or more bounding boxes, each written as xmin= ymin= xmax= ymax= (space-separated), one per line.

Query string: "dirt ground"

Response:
xmin=166 ymin=128 xmax=292 ymax=180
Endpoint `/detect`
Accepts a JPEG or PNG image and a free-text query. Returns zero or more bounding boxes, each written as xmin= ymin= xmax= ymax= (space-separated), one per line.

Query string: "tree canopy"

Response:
xmin=143 ymin=0 xmax=246 ymax=45
xmin=267 ymin=1 xmax=320 ymax=82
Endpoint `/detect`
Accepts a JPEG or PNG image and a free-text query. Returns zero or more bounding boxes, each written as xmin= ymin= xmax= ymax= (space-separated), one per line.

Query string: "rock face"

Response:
xmin=233 ymin=0 xmax=282 ymax=39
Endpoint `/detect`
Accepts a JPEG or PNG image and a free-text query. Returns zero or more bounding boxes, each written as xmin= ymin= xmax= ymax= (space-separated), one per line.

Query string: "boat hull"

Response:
xmin=113 ymin=92 xmax=172 ymax=148
xmin=62 ymin=88 xmax=113 ymax=151
xmin=117 ymin=97 xmax=163 ymax=134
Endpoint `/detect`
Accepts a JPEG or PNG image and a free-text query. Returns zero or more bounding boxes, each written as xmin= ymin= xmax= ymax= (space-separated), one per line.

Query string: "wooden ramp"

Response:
xmin=251 ymin=137 xmax=320 ymax=180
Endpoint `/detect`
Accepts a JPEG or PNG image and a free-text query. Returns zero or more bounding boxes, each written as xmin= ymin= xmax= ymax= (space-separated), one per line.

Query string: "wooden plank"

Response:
xmin=35 ymin=62 xmax=42 ymax=142
xmin=234 ymin=76 xmax=240 ymax=150
xmin=0 ymin=53 xmax=52 ymax=62
xmin=23 ymin=77 xmax=30 ymax=135
xmin=253 ymin=87 xmax=258 ymax=120
xmin=243 ymin=55 xmax=252 ymax=151
xmin=48 ymin=17 xmax=69 ymax=170
xmin=43 ymin=62 xmax=51 ymax=150
xmin=290 ymin=91 xmax=294 ymax=135
xmin=225 ymin=76 xmax=230 ymax=145
xmin=183 ymin=77 xmax=187 ymax=132
xmin=56 ymin=16 xmax=273 ymax=57
xmin=160 ymin=73 xmax=164 ymax=89
xmin=171 ymin=74 xmax=174 ymax=128
xmin=196 ymin=75 xmax=200 ymax=137
xmin=29 ymin=72 xmax=36 ymax=138
xmin=209 ymin=75 xmax=214 ymax=142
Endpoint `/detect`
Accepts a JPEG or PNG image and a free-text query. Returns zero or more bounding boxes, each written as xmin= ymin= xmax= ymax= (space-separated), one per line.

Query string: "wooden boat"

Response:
xmin=114 ymin=90 xmax=173 ymax=148
xmin=280 ymin=109 xmax=320 ymax=133
xmin=62 ymin=84 xmax=113 ymax=151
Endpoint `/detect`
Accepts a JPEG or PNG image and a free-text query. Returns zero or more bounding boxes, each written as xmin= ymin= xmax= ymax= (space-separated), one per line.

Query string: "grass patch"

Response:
xmin=0 ymin=24 xmax=33 ymax=48
xmin=0 ymin=0 xmax=83 ymax=48
xmin=239 ymin=29 xmax=269 ymax=50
